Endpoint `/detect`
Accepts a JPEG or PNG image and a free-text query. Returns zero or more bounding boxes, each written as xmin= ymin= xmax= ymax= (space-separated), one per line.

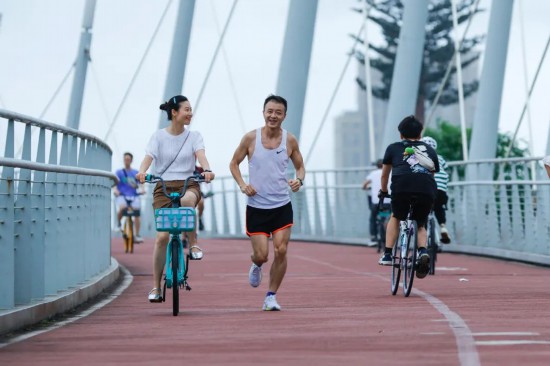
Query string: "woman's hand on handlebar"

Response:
xmin=136 ymin=172 xmax=149 ymax=184
xmin=201 ymin=170 xmax=215 ymax=183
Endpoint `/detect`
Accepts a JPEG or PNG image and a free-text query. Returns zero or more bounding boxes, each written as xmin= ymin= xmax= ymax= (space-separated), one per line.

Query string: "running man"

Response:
xmin=229 ymin=94 xmax=305 ymax=311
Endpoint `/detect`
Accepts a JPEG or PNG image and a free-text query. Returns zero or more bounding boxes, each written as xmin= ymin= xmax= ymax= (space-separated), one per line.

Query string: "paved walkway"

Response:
xmin=2 ymin=238 xmax=550 ymax=365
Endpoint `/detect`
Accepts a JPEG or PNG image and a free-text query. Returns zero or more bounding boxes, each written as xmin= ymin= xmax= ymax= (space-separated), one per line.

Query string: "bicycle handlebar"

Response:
xmin=378 ymin=191 xmax=392 ymax=210
xmin=144 ymin=173 xmax=206 ymax=203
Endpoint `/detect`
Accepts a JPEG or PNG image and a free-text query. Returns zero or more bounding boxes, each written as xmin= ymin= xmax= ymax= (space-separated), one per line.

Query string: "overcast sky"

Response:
xmin=0 ymin=0 xmax=549 ymax=176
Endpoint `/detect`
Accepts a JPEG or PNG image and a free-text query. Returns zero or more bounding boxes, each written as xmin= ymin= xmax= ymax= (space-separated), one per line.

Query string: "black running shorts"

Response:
xmin=391 ymin=193 xmax=433 ymax=228
xmin=246 ymin=202 xmax=293 ymax=237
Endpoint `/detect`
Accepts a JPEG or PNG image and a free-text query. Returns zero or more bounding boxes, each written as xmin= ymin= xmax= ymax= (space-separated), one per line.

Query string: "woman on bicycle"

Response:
xmin=136 ymin=95 xmax=215 ymax=303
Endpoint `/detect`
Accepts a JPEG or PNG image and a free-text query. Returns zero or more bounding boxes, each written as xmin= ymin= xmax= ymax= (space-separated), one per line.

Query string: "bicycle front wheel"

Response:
xmin=391 ymin=238 xmax=401 ymax=295
xmin=403 ymin=220 xmax=418 ymax=297
xmin=171 ymin=240 xmax=179 ymax=316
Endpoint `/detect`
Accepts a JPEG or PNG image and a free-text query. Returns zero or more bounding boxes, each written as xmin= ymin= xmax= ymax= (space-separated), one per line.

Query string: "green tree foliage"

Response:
xmin=425 ymin=120 xmax=530 ymax=180
xmin=424 ymin=120 xmax=529 ymax=162
xmin=352 ymin=0 xmax=484 ymax=122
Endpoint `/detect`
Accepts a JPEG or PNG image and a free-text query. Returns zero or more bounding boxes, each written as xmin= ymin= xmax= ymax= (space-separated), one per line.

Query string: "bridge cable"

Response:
xmin=89 ymin=62 xmax=121 ymax=156
xmin=15 ymin=63 xmax=74 ymax=158
xmin=208 ymin=0 xmax=247 ymax=134
xmin=304 ymin=22 xmax=366 ymax=165
xmin=103 ymin=0 xmax=174 ymax=141
xmin=505 ymin=33 xmax=550 ymax=158
xmin=424 ymin=0 xmax=481 ymax=130
xmin=190 ymin=0 xmax=239 ymax=121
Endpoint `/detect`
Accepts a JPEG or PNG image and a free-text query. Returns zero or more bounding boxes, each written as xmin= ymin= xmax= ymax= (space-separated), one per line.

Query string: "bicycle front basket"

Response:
xmin=154 ymin=207 xmax=196 ymax=232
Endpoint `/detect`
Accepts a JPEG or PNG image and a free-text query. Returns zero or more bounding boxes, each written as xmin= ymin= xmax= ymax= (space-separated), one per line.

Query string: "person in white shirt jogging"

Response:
xmin=136 ymin=95 xmax=215 ymax=303
xmin=229 ymin=94 xmax=305 ymax=311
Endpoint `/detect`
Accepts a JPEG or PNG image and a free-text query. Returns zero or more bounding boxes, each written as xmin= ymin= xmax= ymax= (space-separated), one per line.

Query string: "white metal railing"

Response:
xmin=0 ymin=109 xmax=116 ymax=310
xmin=193 ymin=157 xmax=550 ymax=264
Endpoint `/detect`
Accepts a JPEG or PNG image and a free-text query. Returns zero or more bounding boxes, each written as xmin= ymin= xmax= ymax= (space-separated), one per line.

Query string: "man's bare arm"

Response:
xmin=229 ymin=132 xmax=257 ymax=196
xmin=288 ymin=134 xmax=305 ymax=193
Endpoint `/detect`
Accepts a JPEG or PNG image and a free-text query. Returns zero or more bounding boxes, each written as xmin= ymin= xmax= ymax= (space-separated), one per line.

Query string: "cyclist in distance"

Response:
xmin=421 ymin=136 xmax=451 ymax=244
xmin=136 ymin=95 xmax=215 ymax=303
xmin=378 ymin=115 xmax=439 ymax=279
xmin=362 ymin=159 xmax=391 ymax=244
xmin=113 ymin=152 xmax=144 ymax=243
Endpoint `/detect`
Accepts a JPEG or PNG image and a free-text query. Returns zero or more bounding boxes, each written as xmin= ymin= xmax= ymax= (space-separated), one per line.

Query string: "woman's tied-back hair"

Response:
xmin=398 ymin=115 xmax=423 ymax=139
xmin=159 ymin=95 xmax=189 ymax=120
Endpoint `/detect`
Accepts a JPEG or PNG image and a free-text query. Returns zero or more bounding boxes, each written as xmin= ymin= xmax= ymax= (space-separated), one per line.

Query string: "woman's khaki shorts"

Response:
xmin=153 ymin=180 xmax=201 ymax=210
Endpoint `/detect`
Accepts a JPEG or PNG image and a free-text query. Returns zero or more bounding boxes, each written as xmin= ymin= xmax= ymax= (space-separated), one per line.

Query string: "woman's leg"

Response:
xmin=152 ymin=231 xmax=170 ymax=289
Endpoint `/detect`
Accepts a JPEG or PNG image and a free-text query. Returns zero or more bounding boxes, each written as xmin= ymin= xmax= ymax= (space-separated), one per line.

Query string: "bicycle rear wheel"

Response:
xmin=123 ymin=218 xmax=134 ymax=254
xmin=403 ymin=220 xmax=418 ymax=297
xmin=428 ymin=219 xmax=437 ymax=275
xmin=128 ymin=218 xmax=134 ymax=254
xmin=390 ymin=238 xmax=401 ymax=295
xmin=171 ymin=239 xmax=179 ymax=316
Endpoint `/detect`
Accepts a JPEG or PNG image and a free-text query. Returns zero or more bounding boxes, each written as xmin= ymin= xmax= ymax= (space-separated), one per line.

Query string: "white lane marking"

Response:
xmin=436 ymin=267 xmax=468 ymax=271
xmin=413 ymin=288 xmax=480 ymax=366
xmin=472 ymin=332 xmax=540 ymax=337
xmin=476 ymin=340 xmax=550 ymax=346
xmin=293 ymin=254 xmax=480 ymax=366
xmin=0 ymin=266 xmax=133 ymax=349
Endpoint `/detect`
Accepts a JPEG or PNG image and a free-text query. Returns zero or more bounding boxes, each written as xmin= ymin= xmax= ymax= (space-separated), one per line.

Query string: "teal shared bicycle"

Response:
xmin=145 ymin=173 xmax=205 ymax=316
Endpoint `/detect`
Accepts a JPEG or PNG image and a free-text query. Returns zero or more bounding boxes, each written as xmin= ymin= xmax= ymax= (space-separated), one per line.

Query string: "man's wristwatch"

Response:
xmin=296 ymin=177 xmax=304 ymax=186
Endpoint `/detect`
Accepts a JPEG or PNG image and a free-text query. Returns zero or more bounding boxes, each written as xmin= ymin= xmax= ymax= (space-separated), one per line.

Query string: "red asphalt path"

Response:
xmin=2 ymin=238 xmax=550 ymax=365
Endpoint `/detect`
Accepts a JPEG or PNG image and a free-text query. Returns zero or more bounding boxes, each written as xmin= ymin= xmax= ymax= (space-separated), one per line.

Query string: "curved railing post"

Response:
xmin=0 ymin=109 xmax=116 ymax=316
xmin=14 ymin=124 xmax=33 ymax=305
xmin=0 ymin=119 xmax=15 ymax=309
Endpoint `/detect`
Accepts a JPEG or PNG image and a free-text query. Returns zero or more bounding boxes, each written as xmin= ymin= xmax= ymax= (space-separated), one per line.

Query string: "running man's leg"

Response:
xmin=250 ymin=234 xmax=269 ymax=266
xmin=269 ymin=227 xmax=291 ymax=293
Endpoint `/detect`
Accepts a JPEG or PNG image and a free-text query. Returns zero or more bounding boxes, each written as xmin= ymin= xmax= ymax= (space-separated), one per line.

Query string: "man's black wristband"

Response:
xmin=296 ymin=177 xmax=304 ymax=186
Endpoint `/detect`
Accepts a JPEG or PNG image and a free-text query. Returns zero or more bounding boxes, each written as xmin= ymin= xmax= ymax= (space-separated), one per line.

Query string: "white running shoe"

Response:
xmin=135 ymin=235 xmax=143 ymax=243
xmin=262 ymin=294 xmax=281 ymax=311
xmin=248 ymin=263 xmax=262 ymax=287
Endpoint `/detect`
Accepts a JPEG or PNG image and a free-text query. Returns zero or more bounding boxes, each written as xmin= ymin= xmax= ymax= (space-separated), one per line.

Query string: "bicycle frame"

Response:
xmin=379 ymin=194 xmax=418 ymax=297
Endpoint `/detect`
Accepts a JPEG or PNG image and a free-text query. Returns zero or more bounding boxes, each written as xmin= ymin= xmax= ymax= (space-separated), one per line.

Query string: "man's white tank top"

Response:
xmin=248 ymin=128 xmax=290 ymax=209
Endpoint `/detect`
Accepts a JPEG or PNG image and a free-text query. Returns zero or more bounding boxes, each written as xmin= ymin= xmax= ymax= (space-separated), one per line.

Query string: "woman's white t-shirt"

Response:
xmin=145 ymin=128 xmax=205 ymax=181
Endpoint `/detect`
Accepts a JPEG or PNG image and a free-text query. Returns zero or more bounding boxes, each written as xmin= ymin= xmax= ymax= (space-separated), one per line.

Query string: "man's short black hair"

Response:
xmin=263 ymin=94 xmax=288 ymax=112
xmin=123 ymin=152 xmax=133 ymax=160
xmin=398 ymin=115 xmax=423 ymax=139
